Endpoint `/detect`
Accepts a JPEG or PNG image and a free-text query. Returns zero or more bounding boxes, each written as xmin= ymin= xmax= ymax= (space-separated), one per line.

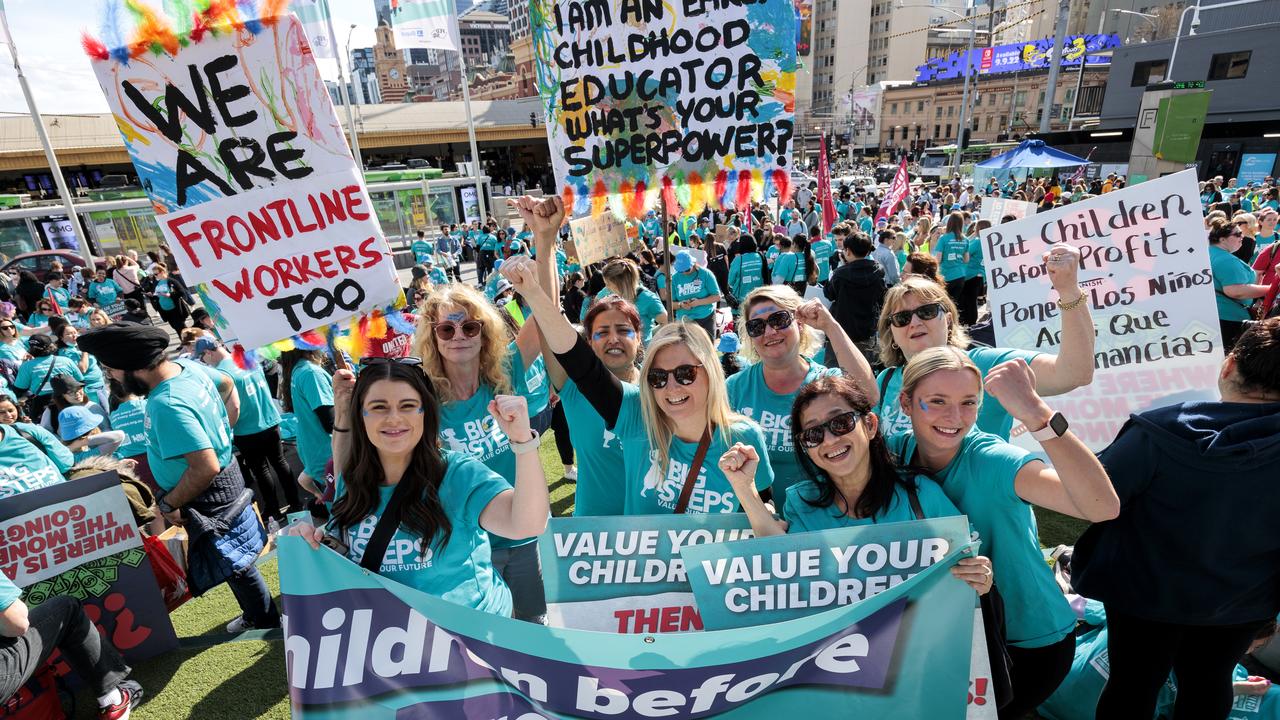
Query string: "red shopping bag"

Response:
xmin=144 ymin=534 xmax=190 ymax=611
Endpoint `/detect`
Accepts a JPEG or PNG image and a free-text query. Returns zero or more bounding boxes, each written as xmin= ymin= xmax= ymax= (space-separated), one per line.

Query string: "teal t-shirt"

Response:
xmin=771 ymin=252 xmax=800 ymax=284
xmin=436 ymin=343 xmax=533 ymax=548
xmin=57 ymin=347 xmax=104 ymax=392
xmin=859 ymin=217 xmax=874 ymax=235
xmin=1210 ymin=245 xmax=1256 ymax=321
xmin=936 ymin=232 xmax=968 ymax=281
xmin=217 ymin=358 xmax=281 ymax=436
xmin=887 ymin=430 xmax=1075 ymax=648
xmin=766 ymin=245 xmax=780 ymax=263
xmin=109 ymin=398 xmax=148 ymax=458
xmin=965 ymin=235 xmax=985 ymax=280
xmin=612 ymin=390 xmax=774 ymax=514
xmin=49 ymin=287 xmax=70 ymax=308
xmin=726 ymin=360 xmax=840 ymax=501
xmin=329 ymin=452 xmax=513 ymax=615
xmin=811 ymin=238 xmax=837 ymax=282
xmin=669 ymin=267 xmax=719 ymax=321
xmin=0 ymin=572 xmax=18 ymax=611
xmin=15 ymin=355 xmax=83 ymax=397
xmin=0 ymin=421 xmax=72 ymax=499
xmin=523 ymin=356 xmax=550 ymax=418
xmin=411 ymin=239 xmax=434 ymax=263
xmin=145 ymin=359 xmax=235 ymax=492
xmin=155 ymin=279 xmax=176 ymax=311
xmin=88 ymin=279 xmax=122 ymax=307
xmin=783 ymin=476 xmax=959 ymax=530
xmin=427 ymin=267 xmax=448 ymax=285
xmin=479 ymin=233 xmax=500 ymax=252
xmin=560 ymin=379 xmax=631 ymax=516
xmin=290 ymin=360 xmax=335 ymax=479
xmin=728 ymin=253 xmax=766 ymax=301
xmin=876 ymin=345 xmax=1041 ymax=441
xmin=0 ymin=338 xmax=28 ymax=363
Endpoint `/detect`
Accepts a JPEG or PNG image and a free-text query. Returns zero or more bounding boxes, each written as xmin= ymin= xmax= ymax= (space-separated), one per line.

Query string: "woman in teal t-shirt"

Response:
xmin=49 ymin=318 xmax=107 ymax=409
xmin=726 ymin=284 xmax=876 ymax=501
xmin=723 ymin=374 xmax=992 ymax=588
xmin=410 ymin=282 xmax=547 ymax=622
xmin=958 ymin=219 xmax=988 ymax=327
xmin=588 ymin=258 xmax=667 ymax=343
xmin=0 ymin=318 xmax=29 ymax=364
xmin=887 ymin=346 xmax=1119 ymax=716
xmin=874 ymin=253 xmax=1095 ymax=441
xmin=1208 ymin=223 xmax=1268 ymax=350
xmin=292 ymin=360 xmax=549 ymax=616
xmin=282 ymin=349 xmax=334 ymax=501
xmin=770 ymin=235 xmax=800 ymax=286
xmin=933 ymin=211 xmax=970 ymax=303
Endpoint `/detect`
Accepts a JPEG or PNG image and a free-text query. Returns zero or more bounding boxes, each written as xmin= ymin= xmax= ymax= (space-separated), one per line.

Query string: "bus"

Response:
xmin=918 ymin=142 xmax=1020 ymax=182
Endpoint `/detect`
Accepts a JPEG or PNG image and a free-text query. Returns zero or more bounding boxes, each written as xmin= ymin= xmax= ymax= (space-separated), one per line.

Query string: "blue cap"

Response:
xmin=673 ymin=251 xmax=694 ymax=272
xmin=717 ymin=332 xmax=740 ymax=353
xmin=193 ymin=337 xmax=219 ymax=356
xmin=59 ymin=405 xmax=104 ymax=441
xmin=494 ymin=259 xmax=505 ymax=272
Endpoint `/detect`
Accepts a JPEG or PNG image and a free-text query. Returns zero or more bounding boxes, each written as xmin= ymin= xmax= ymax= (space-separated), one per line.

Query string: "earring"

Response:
xmin=891 ymin=341 xmax=899 ymax=349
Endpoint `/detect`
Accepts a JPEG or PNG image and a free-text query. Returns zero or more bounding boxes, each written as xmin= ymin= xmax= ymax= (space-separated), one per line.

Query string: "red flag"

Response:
xmin=875 ymin=158 xmax=910 ymax=226
xmin=45 ymin=288 xmax=63 ymax=315
xmin=817 ymin=134 xmax=837 ymax=234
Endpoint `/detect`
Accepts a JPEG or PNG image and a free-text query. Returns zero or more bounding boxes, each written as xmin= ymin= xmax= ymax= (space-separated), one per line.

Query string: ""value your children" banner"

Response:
xmin=88 ymin=9 xmax=401 ymax=348
xmin=981 ymin=169 xmax=1223 ymax=451
xmin=279 ymin=532 xmax=977 ymax=718
xmin=532 ymin=0 xmax=798 ymax=218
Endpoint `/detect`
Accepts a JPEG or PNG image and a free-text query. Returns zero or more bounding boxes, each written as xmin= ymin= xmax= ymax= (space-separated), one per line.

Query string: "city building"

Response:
xmin=458 ymin=9 xmax=511 ymax=71
xmin=509 ymin=0 xmax=537 ymax=98
xmin=373 ymin=22 xmax=410 ymax=103
xmin=351 ymin=47 xmax=382 ymax=104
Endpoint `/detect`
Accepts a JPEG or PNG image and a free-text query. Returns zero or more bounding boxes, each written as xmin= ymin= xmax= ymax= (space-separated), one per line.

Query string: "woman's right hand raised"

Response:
xmin=333 ymin=368 xmax=356 ymax=409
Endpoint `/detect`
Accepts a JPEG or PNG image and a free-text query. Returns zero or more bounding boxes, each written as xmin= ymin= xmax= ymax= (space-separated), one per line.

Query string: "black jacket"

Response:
xmin=1073 ymin=401 xmax=1280 ymax=625
xmin=824 ymin=257 xmax=885 ymax=341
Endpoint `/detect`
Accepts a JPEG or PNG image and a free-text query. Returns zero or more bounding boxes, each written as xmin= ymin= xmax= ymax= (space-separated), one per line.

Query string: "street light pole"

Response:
xmin=342 ymin=24 xmax=364 ymax=170
xmin=1040 ymin=0 xmax=1070 ymax=133
xmin=953 ymin=9 xmax=977 ymax=181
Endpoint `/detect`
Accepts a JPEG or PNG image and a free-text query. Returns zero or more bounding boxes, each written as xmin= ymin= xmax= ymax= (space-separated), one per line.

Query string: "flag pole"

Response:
xmin=322 ymin=0 xmax=363 ymax=170
xmin=1 ymin=10 xmax=94 ymax=264
xmin=456 ymin=46 xmax=488 ymax=226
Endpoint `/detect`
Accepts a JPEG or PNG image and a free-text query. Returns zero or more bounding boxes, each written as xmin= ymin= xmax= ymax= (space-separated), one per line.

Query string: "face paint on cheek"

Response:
xmin=919 ymin=400 xmax=930 ymax=412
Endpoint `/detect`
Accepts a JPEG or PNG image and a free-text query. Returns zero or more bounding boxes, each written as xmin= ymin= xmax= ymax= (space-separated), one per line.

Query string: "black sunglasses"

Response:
xmin=360 ymin=356 xmax=423 ymax=369
xmin=647 ymin=363 xmax=702 ymax=389
xmin=889 ymin=303 xmax=945 ymax=328
xmin=745 ymin=309 xmax=795 ymax=338
xmin=795 ymin=411 xmax=864 ymax=449
xmin=433 ymin=320 xmax=483 ymax=341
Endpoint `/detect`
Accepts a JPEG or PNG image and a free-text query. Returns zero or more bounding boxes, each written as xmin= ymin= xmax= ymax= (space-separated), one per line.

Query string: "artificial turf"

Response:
xmin=74 ymin=432 xmax=1090 ymax=718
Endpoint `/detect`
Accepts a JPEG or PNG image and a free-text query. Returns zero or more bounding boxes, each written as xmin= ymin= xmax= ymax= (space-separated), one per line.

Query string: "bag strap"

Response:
xmin=674 ymin=427 xmax=713 ymax=514
xmin=877 ymin=366 xmax=896 ymax=404
xmin=33 ymin=359 xmax=57 ymax=398
xmin=905 ymin=483 xmax=926 ymax=521
xmin=358 ymin=475 xmax=418 ymax=572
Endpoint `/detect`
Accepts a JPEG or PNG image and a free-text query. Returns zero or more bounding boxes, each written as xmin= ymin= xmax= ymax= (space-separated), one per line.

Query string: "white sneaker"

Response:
xmin=226 ymin=615 xmax=255 ymax=633
xmin=563 ymin=466 xmax=578 ymax=481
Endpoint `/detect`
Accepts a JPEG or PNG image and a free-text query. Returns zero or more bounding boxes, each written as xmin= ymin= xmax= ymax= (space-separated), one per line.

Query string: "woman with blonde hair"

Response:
xmin=727 ymin=284 xmax=876 ymax=499
xmin=887 ymin=346 xmax=1118 ymax=716
xmin=504 ymin=243 xmax=774 ymax=516
xmin=873 ymin=240 xmax=1095 ymax=440
xmin=406 ymin=282 xmax=547 ymax=622
xmin=584 ymin=258 xmax=667 ymax=342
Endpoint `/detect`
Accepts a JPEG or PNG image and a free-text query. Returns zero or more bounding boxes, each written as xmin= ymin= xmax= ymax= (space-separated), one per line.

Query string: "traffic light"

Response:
xmin=529 ymin=112 xmax=537 ymax=127
xmin=959 ymin=128 xmax=971 ymax=150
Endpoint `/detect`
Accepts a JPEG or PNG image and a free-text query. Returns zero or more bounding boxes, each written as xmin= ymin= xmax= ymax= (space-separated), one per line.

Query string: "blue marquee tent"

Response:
xmin=976 ymin=139 xmax=1090 ymax=170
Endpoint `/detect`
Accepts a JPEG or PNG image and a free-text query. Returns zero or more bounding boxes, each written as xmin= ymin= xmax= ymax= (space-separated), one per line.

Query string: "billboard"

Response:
xmin=915 ymin=34 xmax=1120 ymax=83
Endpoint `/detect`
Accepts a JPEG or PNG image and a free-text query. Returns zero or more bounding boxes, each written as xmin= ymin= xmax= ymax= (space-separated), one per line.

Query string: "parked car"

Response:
xmin=406 ymin=158 xmax=430 ymax=169
xmin=2 ymin=250 xmax=108 ymax=279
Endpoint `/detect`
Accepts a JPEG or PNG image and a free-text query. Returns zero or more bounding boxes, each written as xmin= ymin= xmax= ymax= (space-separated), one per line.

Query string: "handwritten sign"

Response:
xmin=981 ymin=169 xmax=1222 ymax=451
xmin=538 ymin=514 xmax=753 ymax=633
xmin=532 ymin=0 xmax=797 ymax=217
xmin=89 ymin=12 xmax=401 ymax=348
xmin=980 ymin=197 xmax=1036 ymax=224
xmin=568 ymin=212 xmax=632 ymax=266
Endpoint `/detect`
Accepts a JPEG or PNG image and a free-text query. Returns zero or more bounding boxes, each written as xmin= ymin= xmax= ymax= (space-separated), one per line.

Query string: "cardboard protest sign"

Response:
xmin=980 ymin=197 xmax=1035 ymax=224
xmin=87 ymin=10 xmax=401 ymax=348
xmin=532 ymin=0 xmax=797 ymax=218
xmin=568 ymin=212 xmax=631 ymax=266
xmin=0 ymin=473 xmax=178 ymax=663
xmin=280 ymin=534 xmax=975 ymax=718
xmin=539 ymin=514 xmax=753 ymax=632
xmin=981 ymin=169 xmax=1223 ymax=451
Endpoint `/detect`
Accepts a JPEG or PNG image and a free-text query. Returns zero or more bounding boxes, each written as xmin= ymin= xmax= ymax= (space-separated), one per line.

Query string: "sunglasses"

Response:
xmin=889 ymin=303 xmax=945 ymax=328
xmin=795 ymin=411 xmax=863 ymax=449
xmin=433 ymin=320 xmax=483 ymax=341
xmin=647 ymin=363 xmax=702 ymax=389
xmin=360 ymin=356 xmax=424 ymax=369
xmin=745 ymin=309 xmax=795 ymax=338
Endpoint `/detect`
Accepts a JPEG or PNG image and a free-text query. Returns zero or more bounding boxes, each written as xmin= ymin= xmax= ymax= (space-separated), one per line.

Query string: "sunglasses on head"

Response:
xmin=889 ymin=303 xmax=945 ymax=328
xmin=433 ymin=320 xmax=482 ymax=340
xmin=796 ymin=410 xmax=864 ymax=449
xmin=745 ymin=309 xmax=795 ymax=338
xmin=359 ymin=356 xmax=424 ymax=370
xmin=647 ymin=363 xmax=702 ymax=389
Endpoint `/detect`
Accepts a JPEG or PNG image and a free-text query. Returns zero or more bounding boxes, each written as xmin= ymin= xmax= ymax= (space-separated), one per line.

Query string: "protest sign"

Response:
xmin=279 ymin=534 xmax=975 ymax=718
xmin=532 ymin=0 xmax=797 ymax=218
xmin=568 ymin=212 xmax=631 ymax=266
xmin=539 ymin=514 xmax=753 ymax=632
xmin=88 ymin=11 xmax=401 ymax=348
xmin=0 ymin=473 xmax=178 ymax=663
xmin=980 ymin=197 xmax=1035 ymax=224
xmin=981 ymin=169 xmax=1223 ymax=451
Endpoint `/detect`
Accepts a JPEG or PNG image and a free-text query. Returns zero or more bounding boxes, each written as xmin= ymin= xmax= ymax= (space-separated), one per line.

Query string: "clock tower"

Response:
xmin=374 ymin=22 xmax=409 ymax=103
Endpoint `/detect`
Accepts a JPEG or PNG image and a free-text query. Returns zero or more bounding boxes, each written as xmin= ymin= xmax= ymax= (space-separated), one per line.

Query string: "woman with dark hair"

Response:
xmin=1209 ymin=222 xmax=1268 ymax=351
xmin=290 ymin=360 xmax=548 ymax=615
xmin=728 ymin=235 xmax=767 ymax=303
xmin=13 ymin=334 xmax=82 ymax=421
xmin=791 ymin=235 xmax=818 ymax=293
xmin=48 ymin=316 xmax=108 ymax=409
xmin=934 ymin=211 xmax=970 ymax=306
xmin=720 ymin=375 xmax=991 ymax=587
xmin=148 ymin=263 xmax=189 ymax=333
xmin=770 ymin=235 xmax=799 ymax=286
xmin=1075 ymin=317 xmax=1280 ymax=719
xmin=901 ymin=252 xmax=945 ymax=287
xmin=14 ymin=271 xmax=44 ymax=322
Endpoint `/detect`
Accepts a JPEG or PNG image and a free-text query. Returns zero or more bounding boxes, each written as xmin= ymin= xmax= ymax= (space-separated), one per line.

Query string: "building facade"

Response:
xmin=374 ymin=23 xmax=410 ymax=103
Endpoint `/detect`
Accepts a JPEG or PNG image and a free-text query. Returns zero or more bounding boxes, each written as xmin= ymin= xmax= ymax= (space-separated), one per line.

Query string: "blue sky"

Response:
xmin=0 ymin=0 xmax=380 ymax=114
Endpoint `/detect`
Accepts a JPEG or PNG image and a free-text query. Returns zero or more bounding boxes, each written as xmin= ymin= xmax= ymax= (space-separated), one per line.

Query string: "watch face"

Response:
xmin=1049 ymin=412 xmax=1069 ymax=437
xmin=390 ymin=68 xmax=401 ymax=80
